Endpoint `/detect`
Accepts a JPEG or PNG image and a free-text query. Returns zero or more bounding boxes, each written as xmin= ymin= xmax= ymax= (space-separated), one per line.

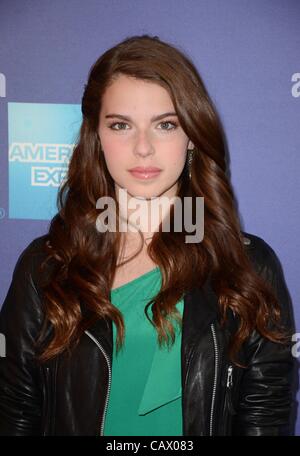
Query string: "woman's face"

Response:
xmin=98 ymin=74 xmax=194 ymax=200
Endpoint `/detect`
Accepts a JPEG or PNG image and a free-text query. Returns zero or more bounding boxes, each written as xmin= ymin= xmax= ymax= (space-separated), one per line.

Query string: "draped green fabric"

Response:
xmin=103 ymin=266 xmax=184 ymax=436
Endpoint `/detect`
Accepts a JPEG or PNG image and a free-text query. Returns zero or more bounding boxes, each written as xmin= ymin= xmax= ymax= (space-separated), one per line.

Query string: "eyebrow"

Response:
xmin=105 ymin=112 xmax=178 ymax=122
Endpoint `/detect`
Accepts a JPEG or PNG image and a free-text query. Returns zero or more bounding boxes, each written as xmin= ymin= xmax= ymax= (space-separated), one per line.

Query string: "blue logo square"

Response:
xmin=8 ymin=102 xmax=82 ymax=220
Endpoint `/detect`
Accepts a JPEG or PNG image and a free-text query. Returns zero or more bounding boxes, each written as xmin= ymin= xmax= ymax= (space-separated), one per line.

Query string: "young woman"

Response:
xmin=0 ymin=34 xmax=295 ymax=436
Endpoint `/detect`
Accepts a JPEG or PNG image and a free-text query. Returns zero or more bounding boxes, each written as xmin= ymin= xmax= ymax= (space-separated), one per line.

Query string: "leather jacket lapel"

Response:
xmin=83 ymin=312 xmax=113 ymax=362
xmin=181 ymin=279 xmax=220 ymax=385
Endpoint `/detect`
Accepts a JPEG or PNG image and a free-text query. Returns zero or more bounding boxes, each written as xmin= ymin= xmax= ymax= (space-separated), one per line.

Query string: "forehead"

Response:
xmin=101 ymin=74 xmax=174 ymax=111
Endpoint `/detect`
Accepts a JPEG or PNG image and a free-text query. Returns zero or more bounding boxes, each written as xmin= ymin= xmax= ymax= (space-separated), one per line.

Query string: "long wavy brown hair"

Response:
xmin=37 ymin=34 xmax=290 ymax=366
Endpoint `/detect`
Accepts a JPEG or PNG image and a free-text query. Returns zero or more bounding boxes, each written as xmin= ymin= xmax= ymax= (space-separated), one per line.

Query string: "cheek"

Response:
xmin=99 ymin=129 xmax=125 ymax=159
xmin=102 ymin=142 xmax=128 ymax=169
xmin=164 ymin=147 xmax=187 ymax=170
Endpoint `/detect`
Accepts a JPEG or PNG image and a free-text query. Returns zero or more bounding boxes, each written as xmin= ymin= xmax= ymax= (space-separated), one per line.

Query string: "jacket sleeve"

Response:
xmin=0 ymin=240 xmax=45 ymax=435
xmin=232 ymin=237 xmax=296 ymax=436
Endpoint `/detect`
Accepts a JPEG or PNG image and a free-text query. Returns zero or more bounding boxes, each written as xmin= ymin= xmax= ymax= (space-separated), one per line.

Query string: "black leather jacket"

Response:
xmin=0 ymin=231 xmax=295 ymax=436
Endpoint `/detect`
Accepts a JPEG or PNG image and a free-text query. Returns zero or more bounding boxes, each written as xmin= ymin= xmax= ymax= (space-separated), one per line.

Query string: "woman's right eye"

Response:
xmin=108 ymin=122 xmax=129 ymax=131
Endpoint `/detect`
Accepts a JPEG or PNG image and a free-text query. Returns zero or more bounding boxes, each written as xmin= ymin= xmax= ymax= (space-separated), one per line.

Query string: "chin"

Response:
xmin=128 ymin=188 xmax=162 ymax=200
xmin=116 ymin=183 xmax=160 ymax=199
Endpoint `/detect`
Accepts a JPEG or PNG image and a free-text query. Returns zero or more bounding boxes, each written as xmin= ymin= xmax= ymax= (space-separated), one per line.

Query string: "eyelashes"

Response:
xmin=107 ymin=120 xmax=178 ymax=132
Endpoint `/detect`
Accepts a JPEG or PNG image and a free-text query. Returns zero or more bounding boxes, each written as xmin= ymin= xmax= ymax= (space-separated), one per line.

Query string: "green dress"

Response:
xmin=103 ymin=266 xmax=184 ymax=436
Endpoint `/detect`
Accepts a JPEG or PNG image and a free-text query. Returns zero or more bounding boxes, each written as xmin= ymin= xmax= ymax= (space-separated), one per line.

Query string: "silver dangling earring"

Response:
xmin=187 ymin=148 xmax=194 ymax=179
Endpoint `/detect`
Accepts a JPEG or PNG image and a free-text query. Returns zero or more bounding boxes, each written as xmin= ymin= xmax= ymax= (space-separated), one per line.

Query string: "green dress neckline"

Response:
xmin=111 ymin=266 xmax=160 ymax=293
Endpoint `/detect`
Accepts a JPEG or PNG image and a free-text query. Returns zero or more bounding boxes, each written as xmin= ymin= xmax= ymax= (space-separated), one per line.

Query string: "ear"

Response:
xmin=188 ymin=139 xmax=195 ymax=150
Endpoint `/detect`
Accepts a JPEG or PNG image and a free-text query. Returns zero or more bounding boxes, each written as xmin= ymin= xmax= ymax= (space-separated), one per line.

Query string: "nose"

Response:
xmin=133 ymin=132 xmax=154 ymax=158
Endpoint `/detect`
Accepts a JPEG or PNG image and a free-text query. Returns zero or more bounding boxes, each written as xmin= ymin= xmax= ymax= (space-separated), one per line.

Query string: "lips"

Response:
xmin=128 ymin=166 xmax=162 ymax=180
xmin=129 ymin=167 xmax=162 ymax=172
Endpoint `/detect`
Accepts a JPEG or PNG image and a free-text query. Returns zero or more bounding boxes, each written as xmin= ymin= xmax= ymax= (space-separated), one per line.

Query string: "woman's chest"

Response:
xmin=111 ymin=254 xmax=158 ymax=290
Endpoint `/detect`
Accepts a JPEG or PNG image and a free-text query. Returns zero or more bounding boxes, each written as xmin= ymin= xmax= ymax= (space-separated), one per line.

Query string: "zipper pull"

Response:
xmin=226 ymin=365 xmax=236 ymax=415
xmin=226 ymin=365 xmax=233 ymax=388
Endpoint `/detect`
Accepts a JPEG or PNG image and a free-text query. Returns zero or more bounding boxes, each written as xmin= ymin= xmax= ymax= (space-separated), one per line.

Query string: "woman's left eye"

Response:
xmin=158 ymin=121 xmax=178 ymax=131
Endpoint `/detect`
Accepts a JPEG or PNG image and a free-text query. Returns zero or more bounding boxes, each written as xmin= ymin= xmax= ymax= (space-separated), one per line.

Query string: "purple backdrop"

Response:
xmin=0 ymin=0 xmax=299 ymax=434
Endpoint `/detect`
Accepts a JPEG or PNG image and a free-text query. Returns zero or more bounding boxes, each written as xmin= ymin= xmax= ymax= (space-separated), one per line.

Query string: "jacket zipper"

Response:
xmin=225 ymin=364 xmax=236 ymax=414
xmin=85 ymin=330 xmax=112 ymax=436
xmin=209 ymin=323 xmax=219 ymax=436
xmin=43 ymin=366 xmax=51 ymax=436
xmin=226 ymin=365 xmax=233 ymax=388
xmin=220 ymin=364 xmax=236 ymax=434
